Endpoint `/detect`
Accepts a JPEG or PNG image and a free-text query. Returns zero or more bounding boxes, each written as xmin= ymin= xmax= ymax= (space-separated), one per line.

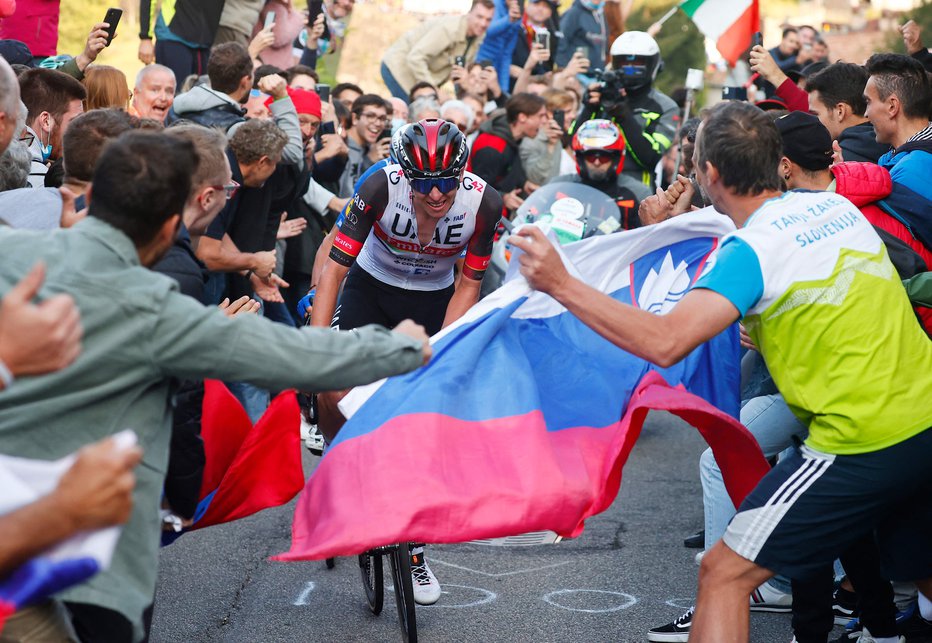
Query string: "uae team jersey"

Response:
xmin=694 ymin=190 xmax=932 ymax=455
xmin=330 ymin=165 xmax=502 ymax=290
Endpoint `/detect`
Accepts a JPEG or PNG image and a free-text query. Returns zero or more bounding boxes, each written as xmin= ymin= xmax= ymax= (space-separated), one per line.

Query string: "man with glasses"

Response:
xmin=338 ymin=94 xmax=392 ymax=198
xmin=311 ymin=120 xmax=503 ymax=605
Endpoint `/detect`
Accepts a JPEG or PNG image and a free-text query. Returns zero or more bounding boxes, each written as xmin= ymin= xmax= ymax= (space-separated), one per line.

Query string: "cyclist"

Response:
xmin=310 ymin=118 xmax=503 ymax=605
xmin=551 ymin=119 xmax=651 ymax=230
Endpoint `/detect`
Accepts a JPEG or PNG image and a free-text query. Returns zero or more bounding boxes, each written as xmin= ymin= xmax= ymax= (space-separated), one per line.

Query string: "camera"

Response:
xmin=594 ymin=69 xmax=626 ymax=110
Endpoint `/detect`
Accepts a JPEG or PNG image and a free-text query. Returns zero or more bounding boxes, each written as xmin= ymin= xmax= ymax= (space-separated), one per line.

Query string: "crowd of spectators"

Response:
xmin=0 ymin=0 xmax=930 ymax=641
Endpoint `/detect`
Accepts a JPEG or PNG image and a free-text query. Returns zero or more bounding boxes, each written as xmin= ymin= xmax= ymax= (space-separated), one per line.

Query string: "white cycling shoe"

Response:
xmin=410 ymin=546 xmax=441 ymax=605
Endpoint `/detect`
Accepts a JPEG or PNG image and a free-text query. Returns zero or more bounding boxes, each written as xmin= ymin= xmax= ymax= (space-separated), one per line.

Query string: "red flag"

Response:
xmin=194 ymin=381 xmax=304 ymax=529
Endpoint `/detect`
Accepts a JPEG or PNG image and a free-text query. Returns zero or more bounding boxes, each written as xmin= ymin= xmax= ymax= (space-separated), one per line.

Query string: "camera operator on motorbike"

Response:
xmin=551 ymin=119 xmax=651 ymax=230
xmin=571 ymin=31 xmax=678 ymax=191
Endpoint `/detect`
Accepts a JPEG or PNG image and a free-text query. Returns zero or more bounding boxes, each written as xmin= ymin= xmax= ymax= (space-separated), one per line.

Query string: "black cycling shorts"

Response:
xmin=333 ymin=265 xmax=454 ymax=336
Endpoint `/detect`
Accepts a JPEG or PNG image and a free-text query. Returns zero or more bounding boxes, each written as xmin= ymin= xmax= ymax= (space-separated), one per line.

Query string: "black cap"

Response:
xmin=0 ymin=39 xmax=35 ymax=67
xmin=774 ymin=111 xmax=833 ymax=171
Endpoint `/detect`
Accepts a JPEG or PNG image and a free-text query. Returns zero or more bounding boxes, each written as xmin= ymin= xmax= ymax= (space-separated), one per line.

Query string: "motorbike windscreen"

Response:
xmin=515 ymin=182 xmax=622 ymax=244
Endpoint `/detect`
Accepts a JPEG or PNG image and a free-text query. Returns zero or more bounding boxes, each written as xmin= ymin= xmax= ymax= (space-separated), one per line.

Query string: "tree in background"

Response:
xmin=625 ymin=1 xmax=707 ymax=99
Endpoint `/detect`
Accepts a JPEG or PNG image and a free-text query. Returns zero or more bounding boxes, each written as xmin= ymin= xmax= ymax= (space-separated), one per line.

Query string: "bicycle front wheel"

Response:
xmin=389 ymin=544 xmax=417 ymax=643
xmin=359 ymin=552 xmax=383 ymax=615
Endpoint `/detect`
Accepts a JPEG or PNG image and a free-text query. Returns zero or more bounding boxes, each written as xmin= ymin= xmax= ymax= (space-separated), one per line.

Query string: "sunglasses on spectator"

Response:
xmin=211 ymin=179 xmax=240 ymax=200
xmin=19 ymin=133 xmax=35 ymax=147
xmin=410 ymin=176 xmax=459 ymax=194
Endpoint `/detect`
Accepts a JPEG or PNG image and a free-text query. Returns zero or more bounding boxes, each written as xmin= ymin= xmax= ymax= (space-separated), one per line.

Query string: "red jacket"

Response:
xmin=833 ymin=161 xmax=932 ymax=332
xmin=775 ymin=78 xmax=810 ymax=113
xmin=0 ymin=0 xmax=60 ymax=56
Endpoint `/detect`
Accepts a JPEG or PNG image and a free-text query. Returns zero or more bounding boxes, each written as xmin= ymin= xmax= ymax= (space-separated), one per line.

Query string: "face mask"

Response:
xmin=390 ymin=118 xmax=407 ymax=135
xmin=40 ymin=118 xmax=54 ymax=162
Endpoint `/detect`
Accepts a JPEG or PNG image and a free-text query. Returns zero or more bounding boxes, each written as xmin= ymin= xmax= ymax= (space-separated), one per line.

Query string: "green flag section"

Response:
xmin=681 ymin=0 xmax=759 ymax=66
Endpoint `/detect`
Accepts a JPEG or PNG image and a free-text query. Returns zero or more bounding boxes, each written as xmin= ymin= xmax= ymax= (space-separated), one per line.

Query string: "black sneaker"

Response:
xmin=683 ymin=529 xmax=705 ymax=549
xmin=833 ymin=586 xmax=860 ymax=625
xmin=648 ymin=607 xmax=694 ymax=642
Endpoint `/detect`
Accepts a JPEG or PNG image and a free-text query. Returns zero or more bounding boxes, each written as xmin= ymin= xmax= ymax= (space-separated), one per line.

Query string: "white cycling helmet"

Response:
xmin=609 ymin=31 xmax=662 ymax=91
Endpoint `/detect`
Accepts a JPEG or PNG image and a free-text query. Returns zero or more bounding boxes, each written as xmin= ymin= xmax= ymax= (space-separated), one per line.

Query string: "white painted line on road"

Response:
xmin=434 ymin=584 xmax=498 ymax=609
xmin=664 ymin=597 xmax=695 ymax=609
xmin=428 ymin=557 xmax=571 ymax=577
xmin=292 ymin=581 xmax=316 ymax=606
xmin=542 ymin=589 xmax=637 ymax=613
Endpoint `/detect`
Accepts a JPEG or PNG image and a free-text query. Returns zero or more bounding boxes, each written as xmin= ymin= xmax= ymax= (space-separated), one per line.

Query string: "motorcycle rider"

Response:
xmin=551 ymin=119 xmax=650 ymax=230
xmin=571 ymin=31 xmax=678 ymax=191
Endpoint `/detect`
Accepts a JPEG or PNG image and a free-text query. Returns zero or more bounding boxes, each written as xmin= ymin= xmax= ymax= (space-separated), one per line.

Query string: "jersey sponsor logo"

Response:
xmin=389 ymin=169 xmax=404 ymax=185
xmin=451 ymin=213 xmax=466 ymax=221
xmin=464 ymin=253 xmax=491 ymax=272
xmin=461 ymin=175 xmax=485 ymax=192
xmin=333 ymin=233 xmax=363 ymax=257
xmin=352 ymin=193 xmax=371 ymax=216
xmin=373 ymin=225 xmax=465 ymax=257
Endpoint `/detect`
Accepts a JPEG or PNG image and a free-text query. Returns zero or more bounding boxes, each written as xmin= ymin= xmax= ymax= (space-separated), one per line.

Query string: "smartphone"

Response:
xmin=379 ymin=127 xmax=392 ymax=141
xmin=319 ymin=121 xmax=335 ymax=136
xmin=103 ymin=7 xmax=122 ymax=46
xmin=264 ymin=11 xmax=276 ymax=30
xmin=721 ymin=86 xmax=749 ymax=101
xmin=455 ymin=55 xmax=466 ymax=68
xmin=534 ymin=29 xmax=550 ymax=52
xmin=315 ymin=83 xmax=330 ymax=102
xmin=575 ymin=46 xmax=587 ymax=58
xmin=552 ymin=109 xmax=565 ymax=129
xmin=752 ymin=31 xmax=763 ymax=47
xmin=308 ymin=0 xmax=324 ymax=23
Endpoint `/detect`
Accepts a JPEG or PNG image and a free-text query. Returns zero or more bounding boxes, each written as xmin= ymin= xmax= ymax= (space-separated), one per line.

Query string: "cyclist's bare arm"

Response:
xmin=441 ymin=186 xmax=504 ymax=328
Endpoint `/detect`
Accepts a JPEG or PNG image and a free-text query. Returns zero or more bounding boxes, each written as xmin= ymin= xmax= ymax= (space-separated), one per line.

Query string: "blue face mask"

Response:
xmin=391 ymin=118 xmax=407 ymax=135
xmin=40 ymin=121 xmax=53 ymax=162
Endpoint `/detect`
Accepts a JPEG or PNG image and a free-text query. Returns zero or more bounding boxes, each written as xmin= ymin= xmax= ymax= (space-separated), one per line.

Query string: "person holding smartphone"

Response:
xmin=509 ymin=0 xmax=559 ymax=91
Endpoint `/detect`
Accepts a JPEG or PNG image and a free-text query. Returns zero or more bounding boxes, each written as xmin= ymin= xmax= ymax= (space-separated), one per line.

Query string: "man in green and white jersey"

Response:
xmin=509 ymin=100 xmax=932 ymax=642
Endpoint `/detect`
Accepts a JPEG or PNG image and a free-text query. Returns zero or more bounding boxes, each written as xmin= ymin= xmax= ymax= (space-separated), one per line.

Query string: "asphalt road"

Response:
xmin=150 ymin=411 xmax=846 ymax=643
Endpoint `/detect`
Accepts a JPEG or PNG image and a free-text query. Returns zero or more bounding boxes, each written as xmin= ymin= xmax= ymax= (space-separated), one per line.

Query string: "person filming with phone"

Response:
xmin=572 ymin=30 xmax=677 ymax=192
xmin=381 ymin=0 xmax=495 ymax=101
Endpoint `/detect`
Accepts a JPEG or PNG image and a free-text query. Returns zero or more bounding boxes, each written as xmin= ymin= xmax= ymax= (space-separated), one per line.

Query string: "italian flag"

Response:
xmin=681 ymin=0 xmax=760 ymax=67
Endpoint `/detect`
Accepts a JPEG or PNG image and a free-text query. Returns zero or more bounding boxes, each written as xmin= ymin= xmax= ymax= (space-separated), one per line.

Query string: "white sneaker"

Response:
xmin=300 ymin=416 xmax=325 ymax=456
xmin=410 ymin=546 xmax=440 ymax=605
xmin=853 ymin=628 xmax=905 ymax=643
xmin=750 ymin=581 xmax=792 ymax=612
xmin=694 ymin=550 xmax=705 ymax=566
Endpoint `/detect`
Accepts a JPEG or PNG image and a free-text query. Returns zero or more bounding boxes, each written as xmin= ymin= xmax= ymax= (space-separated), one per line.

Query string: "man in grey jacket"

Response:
xmin=0 ymin=131 xmax=431 ymax=642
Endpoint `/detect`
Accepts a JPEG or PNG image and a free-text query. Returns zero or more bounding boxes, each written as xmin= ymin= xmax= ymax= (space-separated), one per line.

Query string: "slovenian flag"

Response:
xmin=276 ymin=211 xmax=771 ymax=561
xmin=681 ymin=0 xmax=760 ymax=67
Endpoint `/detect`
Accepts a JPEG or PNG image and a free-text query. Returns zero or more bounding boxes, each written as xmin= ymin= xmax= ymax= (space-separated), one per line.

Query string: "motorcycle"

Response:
xmin=481 ymin=182 xmax=624 ymax=297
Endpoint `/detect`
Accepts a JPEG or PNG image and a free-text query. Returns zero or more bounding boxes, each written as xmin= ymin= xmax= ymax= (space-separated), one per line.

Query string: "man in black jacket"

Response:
xmin=469 ymin=92 xmax=549 ymax=212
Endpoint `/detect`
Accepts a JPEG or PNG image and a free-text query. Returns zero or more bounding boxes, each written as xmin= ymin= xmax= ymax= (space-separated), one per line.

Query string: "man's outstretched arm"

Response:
xmin=509 ymin=225 xmax=740 ymax=367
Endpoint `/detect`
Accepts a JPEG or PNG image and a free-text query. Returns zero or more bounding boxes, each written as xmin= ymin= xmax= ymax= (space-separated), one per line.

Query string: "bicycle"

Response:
xmin=358 ymin=543 xmax=417 ymax=642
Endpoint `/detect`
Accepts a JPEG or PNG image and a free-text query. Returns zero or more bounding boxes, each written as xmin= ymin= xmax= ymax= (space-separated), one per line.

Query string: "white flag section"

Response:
xmin=0 ymin=429 xmax=136 ymax=568
xmin=339 ymin=208 xmax=735 ymax=419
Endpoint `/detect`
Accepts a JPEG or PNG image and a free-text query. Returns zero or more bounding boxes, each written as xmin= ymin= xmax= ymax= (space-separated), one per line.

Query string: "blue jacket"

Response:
xmin=475 ymin=0 xmax=524 ymax=91
xmin=555 ymin=0 xmax=606 ymax=70
xmin=877 ymin=135 xmax=932 ymax=249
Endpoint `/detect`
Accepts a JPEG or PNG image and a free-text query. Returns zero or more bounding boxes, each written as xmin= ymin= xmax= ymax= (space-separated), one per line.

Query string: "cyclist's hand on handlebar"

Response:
xmin=394 ymin=319 xmax=432 ymax=365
